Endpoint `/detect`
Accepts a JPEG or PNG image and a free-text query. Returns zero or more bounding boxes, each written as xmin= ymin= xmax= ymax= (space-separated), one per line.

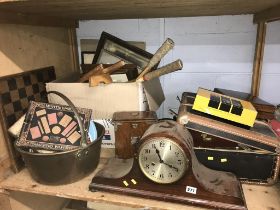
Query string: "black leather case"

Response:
xmin=177 ymin=92 xmax=280 ymax=185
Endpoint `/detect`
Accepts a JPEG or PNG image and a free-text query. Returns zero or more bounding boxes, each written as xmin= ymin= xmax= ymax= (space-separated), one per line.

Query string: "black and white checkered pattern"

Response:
xmin=0 ymin=66 xmax=56 ymax=171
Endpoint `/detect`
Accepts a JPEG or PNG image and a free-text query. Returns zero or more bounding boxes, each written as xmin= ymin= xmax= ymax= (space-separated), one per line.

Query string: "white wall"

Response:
xmin=77 ymin=15 xmax=280 ymax=118
xmin=260 ymin=21 xmax=280 ymax=105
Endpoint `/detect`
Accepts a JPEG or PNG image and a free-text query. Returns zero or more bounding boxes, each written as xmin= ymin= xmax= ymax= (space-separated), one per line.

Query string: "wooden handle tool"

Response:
xmin=139 ymin=59 xmax=183 ymax=81
xmin=102 ymin=60 xmax=125 ymax=74
xmin=136 ymin=38 xmax=174 ymax=81
xmin=89 ymin=61 xmax=125 ymax=87
xmin=78 ymin=64 xmax=103 ymax=82
xmin=89 ymin=74 xmax=113 ymax=87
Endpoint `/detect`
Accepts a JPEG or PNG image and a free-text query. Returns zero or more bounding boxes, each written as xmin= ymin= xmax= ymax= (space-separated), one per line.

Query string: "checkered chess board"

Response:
xmin=0 ymin=66 xmax=56 ymax=171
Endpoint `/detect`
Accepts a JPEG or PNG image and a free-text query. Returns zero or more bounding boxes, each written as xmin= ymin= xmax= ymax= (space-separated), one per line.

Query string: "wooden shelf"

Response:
xmin=0 ymin=159 xmax=280 ymax=210
xmin=0 ymin=1 xmax=279 ymax=209
xmin=0 ymin=0 xmax=279 ymax=22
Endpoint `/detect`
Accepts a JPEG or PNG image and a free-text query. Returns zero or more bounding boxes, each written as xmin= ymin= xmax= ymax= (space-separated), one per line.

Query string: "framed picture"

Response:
xmin=81 ymin=51 xmax=95 ymax=64
xmin=92 ymin=32 xmax=157 ymax=73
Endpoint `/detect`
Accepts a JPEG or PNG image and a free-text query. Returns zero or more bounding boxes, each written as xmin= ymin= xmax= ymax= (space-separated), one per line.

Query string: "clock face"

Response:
xmin=138 ymin=137 xmax=189 ymax=184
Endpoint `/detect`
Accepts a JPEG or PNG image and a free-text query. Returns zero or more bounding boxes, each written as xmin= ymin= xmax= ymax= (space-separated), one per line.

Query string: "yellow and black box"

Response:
xmin=193 ymin=88 xmax=258 ymax=127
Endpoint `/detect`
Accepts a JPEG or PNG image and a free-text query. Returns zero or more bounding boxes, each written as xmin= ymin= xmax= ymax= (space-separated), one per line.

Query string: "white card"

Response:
xmin=186 ymin=186 xmax=197 ymax=194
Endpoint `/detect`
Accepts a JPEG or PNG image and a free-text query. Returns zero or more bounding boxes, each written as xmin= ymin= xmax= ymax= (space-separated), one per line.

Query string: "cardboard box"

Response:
xmin=46 ymin=73 xmax=165 ymax=119
xmin=46 ymin=73 xmax=165 ymax=148
xmin=94 ymin=119 xmax=115 ymax=148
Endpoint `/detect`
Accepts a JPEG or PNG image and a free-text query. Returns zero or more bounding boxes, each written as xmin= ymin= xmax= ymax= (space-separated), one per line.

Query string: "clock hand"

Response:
xmin=155 ymin=147 xmax=178 ymax=172
xmin=155 ymin=147 xmax=164 ymax=163
xmin=163 ymin=162 xmax=179 ymax=172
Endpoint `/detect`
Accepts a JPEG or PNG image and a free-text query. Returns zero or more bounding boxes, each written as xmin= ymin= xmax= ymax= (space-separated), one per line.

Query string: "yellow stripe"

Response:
xmin=221 ymin=158 xmax=227 ymax=163
xmin=131 ymin=179 xmax=137 ymax=184
xmin=123 ymin=181 xmax=129 ymax=187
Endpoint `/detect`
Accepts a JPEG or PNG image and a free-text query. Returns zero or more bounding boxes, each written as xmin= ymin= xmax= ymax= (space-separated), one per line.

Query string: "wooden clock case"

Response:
xmin=90 ymin=121 xmax=247 ymax=210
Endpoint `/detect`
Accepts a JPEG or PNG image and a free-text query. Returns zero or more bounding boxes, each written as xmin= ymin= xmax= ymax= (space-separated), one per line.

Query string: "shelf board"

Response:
xmin=0 ymin=160 xmax=198 ymax=209
xmin=0 ymin=159 xmax=280 ymax=210
xmin=0 ymin=0 xmax=280 ymax=21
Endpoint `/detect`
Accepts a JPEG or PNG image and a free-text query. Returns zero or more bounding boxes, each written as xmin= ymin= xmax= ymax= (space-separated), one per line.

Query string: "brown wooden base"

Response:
xmin=89 ymin=161 xmax=247 ymax=210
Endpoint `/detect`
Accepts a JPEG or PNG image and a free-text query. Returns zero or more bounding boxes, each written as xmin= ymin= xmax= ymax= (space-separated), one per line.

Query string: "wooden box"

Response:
xmin=112 ymin=111 xmax=157 ymax=159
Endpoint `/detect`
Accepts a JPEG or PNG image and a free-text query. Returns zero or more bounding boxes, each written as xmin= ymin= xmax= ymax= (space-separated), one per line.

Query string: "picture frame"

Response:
xmin=92 ymin=32 xmax=157 ymax=73
xmin=81 ymin=51 xmax=95 ymax=64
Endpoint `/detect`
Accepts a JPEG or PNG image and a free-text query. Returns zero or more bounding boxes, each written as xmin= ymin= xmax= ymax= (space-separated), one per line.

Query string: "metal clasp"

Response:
xmin=201 ymin=133 xmax=212 ymax=141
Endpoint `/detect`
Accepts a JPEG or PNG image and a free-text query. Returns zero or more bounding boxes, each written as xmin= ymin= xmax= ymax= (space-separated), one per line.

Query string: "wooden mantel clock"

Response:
xmin=90 ymin=120 xmax=247 ymax=210
xmin=138 ymin=124 xmax=189 ymax=184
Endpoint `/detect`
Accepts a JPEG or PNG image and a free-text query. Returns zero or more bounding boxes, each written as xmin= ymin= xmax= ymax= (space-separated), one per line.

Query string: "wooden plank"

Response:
xmin=0 ymin=24 xmax=77 ymax=78
xmin=1 ymin=160 xmax=280 ymax=210
xmin=0 ymin=109 xmax=19 ymax=173
xmin=0 ymin=23 xmax=80 ymax=174
xmin=0 ymin=11 xmax=78 ymax=28
xmin=242 ymin=184 xmax=280 ymax=210
xmin=68 ymin=28 xmax=80 ymax=71
xmin=0 ymin=0 xmax=280 ymax=20
xmin=0 ymin=0 xmax=20 ymax=2
xmin=0 ymin=121 xmax=12 ymax=176
xmin=0 ymin=190 xmax=12 ymax=210
xmin=251 ymin=22 xmax=266 ymax=97
xmin=9 ymin=191 xmax=66 ymax=210
xmin=254 ymin=4 xmax=280 ymax=23
xmin=0 ymin=155 xmax=13 ymax=182
xmin=0 ymin=162 xmax=203 ymax=210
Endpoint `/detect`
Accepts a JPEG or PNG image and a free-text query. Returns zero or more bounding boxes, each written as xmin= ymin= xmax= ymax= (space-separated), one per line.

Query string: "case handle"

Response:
xmin=47 ymin=91 xmax=87 ymax=148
